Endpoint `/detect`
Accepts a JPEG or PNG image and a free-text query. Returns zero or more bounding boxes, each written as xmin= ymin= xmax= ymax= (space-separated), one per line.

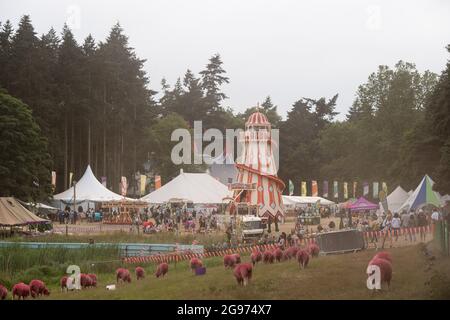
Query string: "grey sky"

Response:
xmin=1 ymin=0 xmax=449 ymax=120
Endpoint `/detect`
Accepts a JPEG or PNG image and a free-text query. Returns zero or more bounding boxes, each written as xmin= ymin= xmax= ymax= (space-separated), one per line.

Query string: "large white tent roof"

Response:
xmin=282 ymin=195 xmax=335 ymax=206
xmin=140 ymin=170 xmax=231 ymax=204
xmin=53 ymin=165 xmax=129 ymax=202
xmin=380 ymin=186 xmax=409 ymax=213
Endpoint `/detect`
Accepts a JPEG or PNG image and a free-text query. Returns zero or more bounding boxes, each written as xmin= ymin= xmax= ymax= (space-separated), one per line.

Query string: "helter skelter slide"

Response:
xmin=229 ymin=108 xmax=285 ymax=221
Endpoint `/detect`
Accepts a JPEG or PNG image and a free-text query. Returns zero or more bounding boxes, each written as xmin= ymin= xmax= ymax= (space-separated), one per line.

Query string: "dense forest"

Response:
xmin=0 ymin=15 xmax=449 ymax=202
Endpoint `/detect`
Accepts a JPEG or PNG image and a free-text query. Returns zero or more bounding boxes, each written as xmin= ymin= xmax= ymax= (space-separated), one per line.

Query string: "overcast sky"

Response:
xmin=1 ymin=0 xmax=449 ymax=119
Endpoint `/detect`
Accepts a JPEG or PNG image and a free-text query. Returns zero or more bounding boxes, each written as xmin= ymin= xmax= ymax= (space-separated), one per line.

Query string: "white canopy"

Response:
xmin=282 ymin=195 xmax=335 ymax=206
xmin=53 ymin=165 xmax=129 ymax=203
xmin=140 ymin=169 xmax=232 ymax=204
xmin=379 ymin=186 xmax=409 ymax=213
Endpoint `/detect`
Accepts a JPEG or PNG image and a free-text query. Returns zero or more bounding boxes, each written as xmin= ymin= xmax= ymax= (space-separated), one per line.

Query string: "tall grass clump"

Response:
xmin=0 ymin=244 xmax=121 ymax=287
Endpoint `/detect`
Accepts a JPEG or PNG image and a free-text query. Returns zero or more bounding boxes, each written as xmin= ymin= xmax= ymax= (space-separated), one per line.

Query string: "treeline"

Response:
xmin=1 ymin=15 xmax=449 ymax=201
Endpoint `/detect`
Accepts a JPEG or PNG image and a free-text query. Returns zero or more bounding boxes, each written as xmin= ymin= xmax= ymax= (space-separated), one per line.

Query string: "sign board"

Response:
xmin=229 ymin=183 xmax=256 ymax=190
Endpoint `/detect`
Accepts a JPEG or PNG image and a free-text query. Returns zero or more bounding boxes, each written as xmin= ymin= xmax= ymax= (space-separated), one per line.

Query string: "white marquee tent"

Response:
xmin=53 ymin=165 xmax=129 ymax=205
xmin=379 ymin=186 xmax=409 ymax=213
xmin=140 ymin=169 xmax=232 ymax=204
xmin=282 ymin=195 xmax=335 ymax=206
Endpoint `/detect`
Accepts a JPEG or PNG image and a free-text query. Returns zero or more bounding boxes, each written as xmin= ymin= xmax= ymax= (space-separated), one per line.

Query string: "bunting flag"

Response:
xmin=373 ymin=182 xmax=379 ymax=198
xmin=363 ymin=182 xmax=369 ymax=196
xmin=343 ymin=182 xmax=348 ymax=199
xmin=155 ymin=175 xmax=162 ymax=190
xmin=382 ymin=182 xmax=388 ymax=194
xmin=311 ymin=180 xmax=318 ymax=196
xmin=69 ymin=172 xmax=73 ymax=187
xmin=353 ymin=181 xmax=357 ymax=198
xmin=288 ymin=180 xmax=294 ymax=196
xmin=301 ymin=181 xmax=307 ymax=196
xmin=323 ymin=181 xmax=328 ymax=198
xmin=101 ymin=176 xmax=107 ymax=187
xmin=333 ymin=181 xmax=338 ymax=198
xmin=121 ymin=176 xmax=128 ymax=196
xmin=51 ymin=171 xmax=56 ymax=190
xmin=140 ymin=175 xmax=147 ymax=196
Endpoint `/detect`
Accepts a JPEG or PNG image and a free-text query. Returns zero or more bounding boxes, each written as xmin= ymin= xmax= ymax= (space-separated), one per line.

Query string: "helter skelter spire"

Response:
xmin=230 ymin=109 xmax=285 ymax=219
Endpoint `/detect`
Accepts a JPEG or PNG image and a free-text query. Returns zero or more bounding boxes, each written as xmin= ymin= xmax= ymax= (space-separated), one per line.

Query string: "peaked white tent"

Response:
xmin=398 ymin=175 xmax=442 ymax=212
xmin=380 ymin=186 xmax=409 ymax=213
xmin=282 ymin=195 xmax=335 ymax=206
xmin=140 ymin=169 xmax=231 ymax=204
xmin=53 ymin=165 xmax=129 ymax=203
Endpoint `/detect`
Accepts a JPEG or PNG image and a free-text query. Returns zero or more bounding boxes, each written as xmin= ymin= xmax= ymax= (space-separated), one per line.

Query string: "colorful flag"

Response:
xmin=363 ymin=182 xmax=369 ymax=196
xmin=373 ymin=182 xmax=379 ymax=198
xmin=288 ymin=180 xmax=294 ymax=196
xmin=382 ymin=182 xmax=388 ymax=194
xmin=155 ymin=175 xmax=162 ymax=190
xmin=323 ymin=181 xmax=328 ymax=198
xmin=333 ymin=181 xmax=338 ymax=198
xmin=311 ymin=180 xmax=318 ymax=197
xmin=301 ymin=181 xmax=307 ymax=196
xmin=121 ymin=176 xmax=128 ymax=196
xmin=353 ymin=181 xmax=357 ymax=198
xmin=101 ymin=176 xmax=107 ymax=187
xmin=140 ymin=175 xmax=147 ymax=196
xmin=69 ymin=172 xmax=73 ymax=187
xmin=343 ymin=182 xmax=348 ymax=199
xmin=51 ymin=171 xmax=56 ymax=190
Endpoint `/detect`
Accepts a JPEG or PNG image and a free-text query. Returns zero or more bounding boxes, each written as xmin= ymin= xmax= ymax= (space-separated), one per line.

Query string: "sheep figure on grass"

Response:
xmin=233 ymin=263 xmax=253 ymax=286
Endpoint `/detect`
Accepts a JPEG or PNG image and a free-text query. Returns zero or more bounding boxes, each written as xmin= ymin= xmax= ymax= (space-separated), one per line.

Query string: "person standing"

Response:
xmin=418 ymin=210 xmax=428 ymax=242
xmin=381 ymin=211 xmax=393 ymax=249
xmin=400 ymin=210 xmax=410 ymax=241
xmin=431 ymin=208 xmax=441 ymax=223
xmin=391 ymin=212 xmax=401 ymax=242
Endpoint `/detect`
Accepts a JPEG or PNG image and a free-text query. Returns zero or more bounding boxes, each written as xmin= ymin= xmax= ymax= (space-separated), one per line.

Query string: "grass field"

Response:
xmin=30 ymin=243 xmax=449 ymax=300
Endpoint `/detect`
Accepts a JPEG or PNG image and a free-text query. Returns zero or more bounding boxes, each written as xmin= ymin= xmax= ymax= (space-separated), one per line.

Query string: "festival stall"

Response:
xmin=140 ymin=169 xmax=231 ymax=205
xmin=0 ymin=197 xmax=51 ymax=235
xmin=398 ymin=175 xmax=442 ymax=212
xmin=53 ymin=165 xmax=132 ymax=210
xmin=101 ymin=200 xmax=149 ymax=224
xmin=379 ymin=186 xmax=409 ymax=213
xmin=349 ymin=197 xmax=379 ymax=212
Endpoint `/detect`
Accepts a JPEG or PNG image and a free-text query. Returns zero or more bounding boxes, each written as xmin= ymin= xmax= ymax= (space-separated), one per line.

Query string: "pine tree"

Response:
xmin=0 ymin=89 xmax=52 ymax=201
xmin=200 ymin=53 xmax=229 ymax=110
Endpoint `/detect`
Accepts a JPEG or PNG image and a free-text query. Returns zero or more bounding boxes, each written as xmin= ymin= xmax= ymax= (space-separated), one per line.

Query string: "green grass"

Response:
xmin=7 ymin=231 xmax=227 ymax=247
xmin=0 ymin=245 xmax=121 ymax=288
xmin=28 ymin=243 xmax=448 ymax=300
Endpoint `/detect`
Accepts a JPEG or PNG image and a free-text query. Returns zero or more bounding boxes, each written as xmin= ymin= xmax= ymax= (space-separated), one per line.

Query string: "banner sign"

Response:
xmin=301 ymin=181 xmax=307 ymax=196
xmin=382 ymin=182 xmax=388 ymax=194
xmin=121 ymin=176 xmax=128 ymax=196
xmin=155 ymin=175 xmax=161 ymax=190
xmin=363 ymin=182 xmax=369 ymax=197
xmin=229 ymin=182 xmax=256 ymax=190
xmin=288 ymin=180 xmax=294 ymax=196
xmin=140 ymin=175 xmax=147 ymax=196
xmin=373 ymin=182 xmax=379 ymax=198
xmin=323 ymin=181 xmax=328 ymax=198
xmin=353 ymin=181 xmax=357 ymax=198
xmin=333 ymin=181 xmax=338 ymax=198
xmin=311 ymin=180 xmax=318 ymax=197
xmin=343 ymin=182 xmax=348 ymax=199
xmin=51 ymin=171 xmax=56 ymax=190
xmin=69 ymin=172 xmax=73 ymax=187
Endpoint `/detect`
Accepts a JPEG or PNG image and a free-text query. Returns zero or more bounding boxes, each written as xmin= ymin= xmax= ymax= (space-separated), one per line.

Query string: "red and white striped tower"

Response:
xmin=232 ymin=106 xmax=285 ymax=219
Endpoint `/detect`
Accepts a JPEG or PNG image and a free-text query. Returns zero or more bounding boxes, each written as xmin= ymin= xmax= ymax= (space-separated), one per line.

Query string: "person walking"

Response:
xmin=381 ymin=210 xmax=393 ymax=249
